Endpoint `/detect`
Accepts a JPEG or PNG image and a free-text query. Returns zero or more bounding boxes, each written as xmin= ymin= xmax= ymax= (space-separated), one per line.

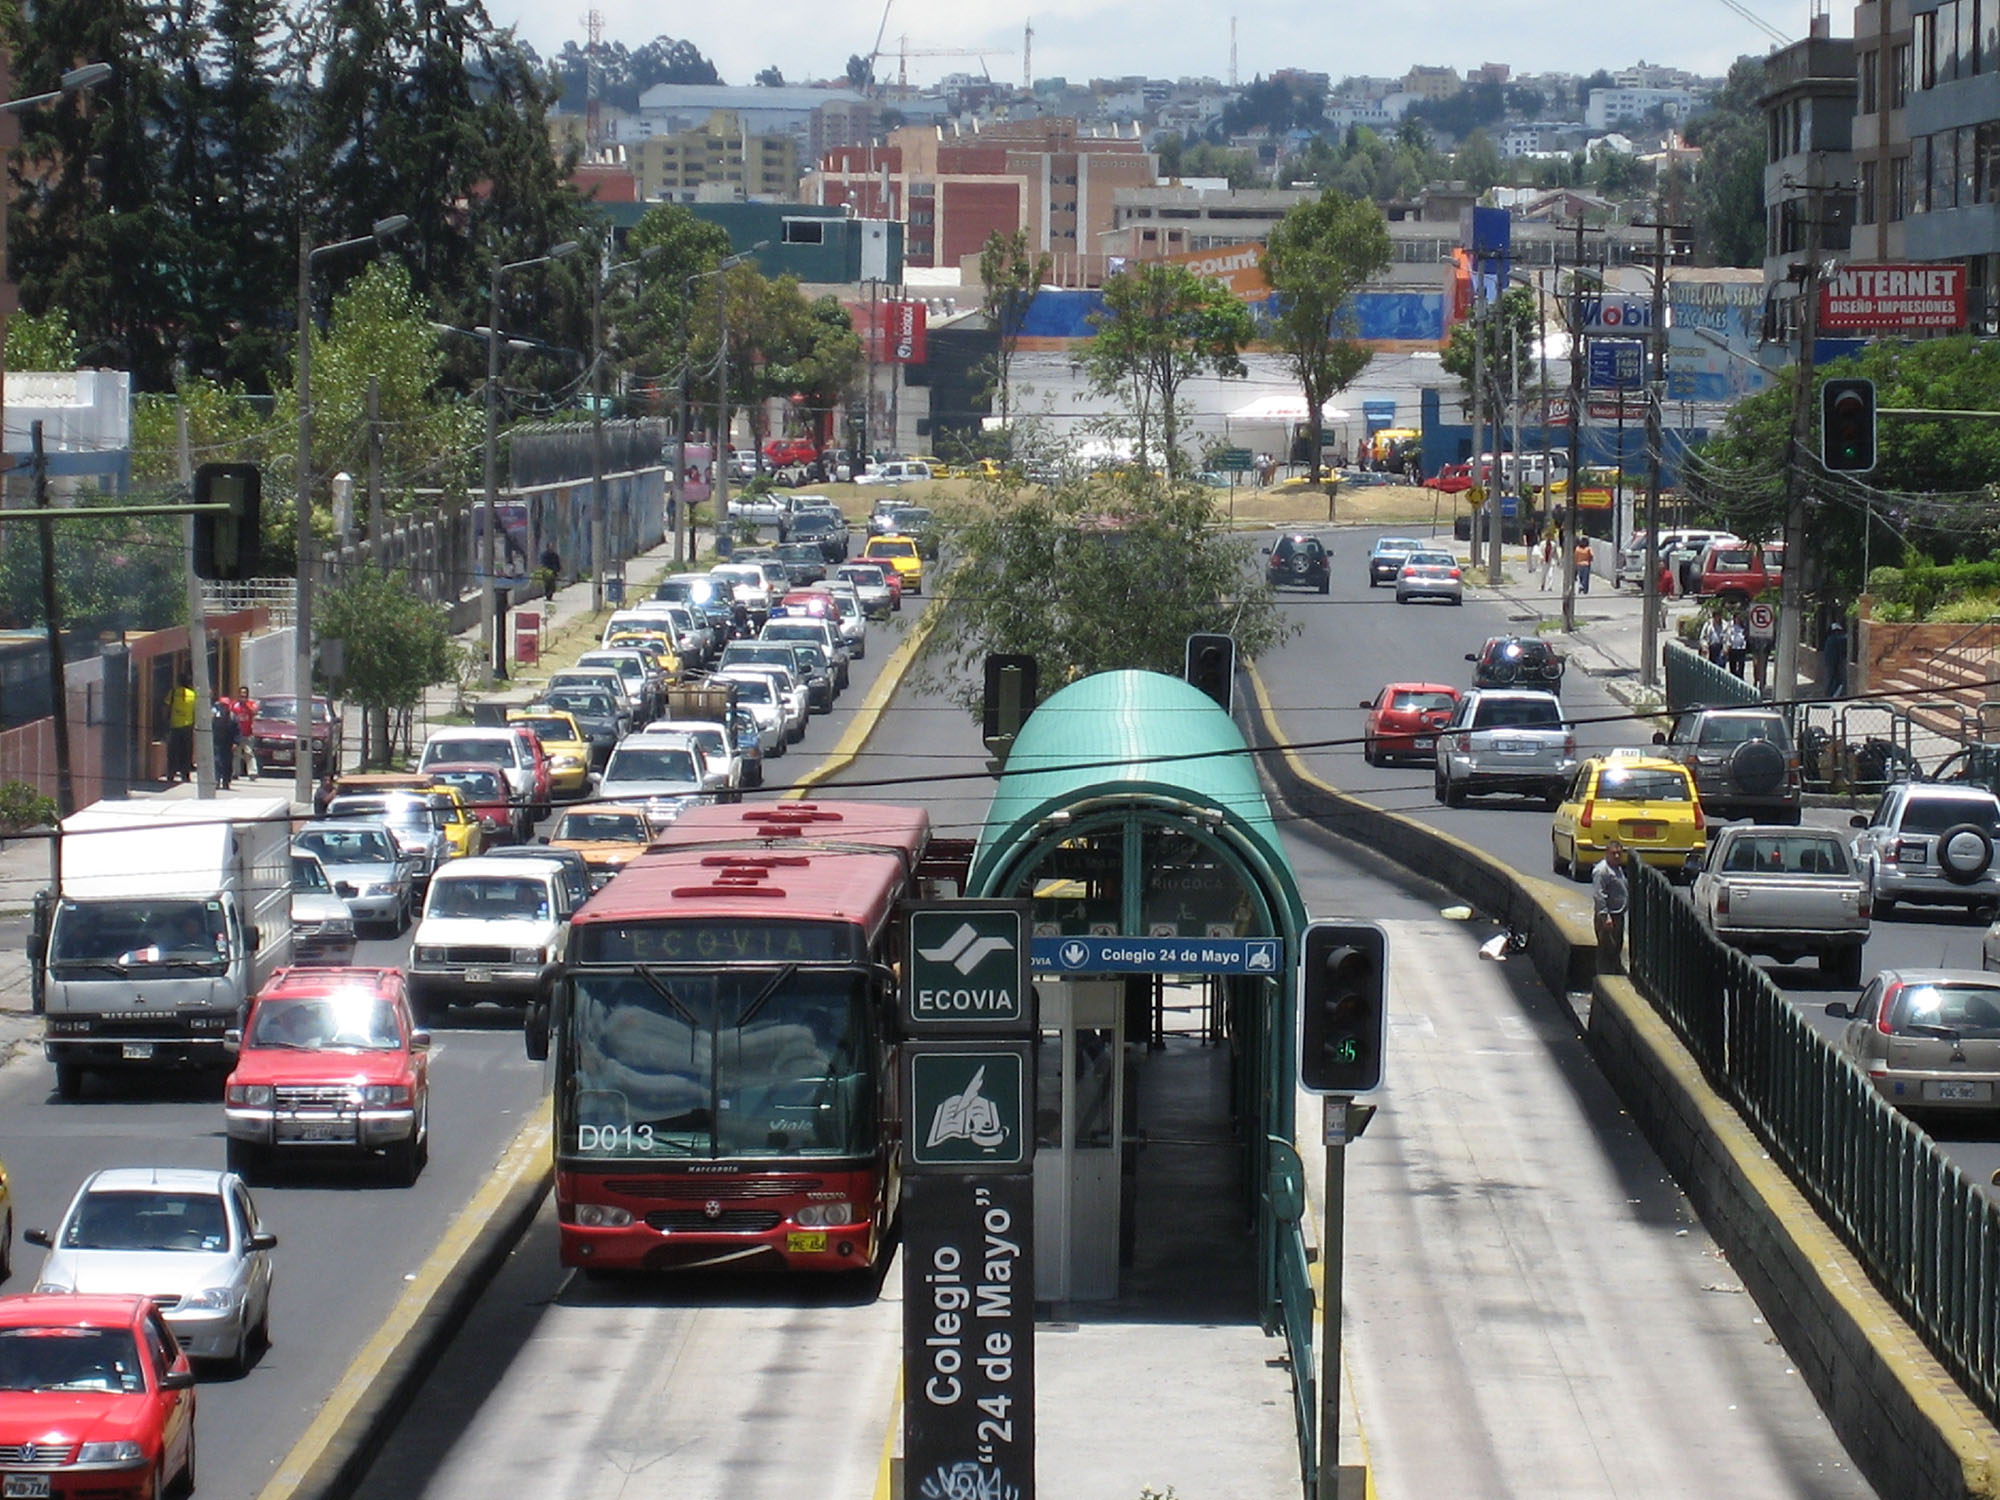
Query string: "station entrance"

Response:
xmin=964 ymin=669 xmax=1313 ymax=1451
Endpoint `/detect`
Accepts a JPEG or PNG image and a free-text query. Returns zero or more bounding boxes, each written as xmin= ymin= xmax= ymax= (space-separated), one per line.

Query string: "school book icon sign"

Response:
xmin=926 ymin=1065 xmax=1007 ymax=1151
xmin=905 ymin=1048 xmax=1030 ymax=1170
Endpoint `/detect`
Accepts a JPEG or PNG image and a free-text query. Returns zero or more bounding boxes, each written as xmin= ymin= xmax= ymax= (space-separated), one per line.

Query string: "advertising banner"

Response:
xmin=1166 ymin=241 xmax=1270 ymax=301
xmin=1820 ymin=264 xmax=1965 ymax=331
xmin=885 ymin=299 xmax=929 ymax=364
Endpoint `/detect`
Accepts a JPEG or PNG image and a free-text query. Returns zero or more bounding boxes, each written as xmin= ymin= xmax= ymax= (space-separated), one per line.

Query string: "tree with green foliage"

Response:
xmin=1683 ymin=56 xmax=1767 ymax=268
xmin=544 ymin=35 xmax=720 ymax=112
xmin=1452 ymin=131 xmax=1503 ymax=195
xmin=3 ymin=309 xmax=80 ymax=372
xmin=1156 ymin=136 xmax=1261 ymax=188
xmin=979 ymin=229 xmax=1052 ymax=436
xmin=917 ymin=474 xmax=1296 ymax=719
xmin=1263 ymin=190 xmax=1391 ymax=485
xmin=317 ymin=564 xmax=456 ymax=766
xmin=1439 ymin=283 xmax=1542 ymax=431
xmin=1082 ymin=263 xmax=1253 ymax=474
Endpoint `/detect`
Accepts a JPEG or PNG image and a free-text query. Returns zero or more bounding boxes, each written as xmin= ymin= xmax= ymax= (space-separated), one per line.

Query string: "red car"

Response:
xmin=248 ymin=694 xmax=341 ymax=776
xmin=1359 ymin=682 xmax=1462 ymax=765
xmin=1697 ymin=540 xmax=1785 ymax=601
xmin=224 ymin=966 xmax=431 ymax=1185
xmin=504 ymin=724 xmax=555 ymax=817
xmin=422 ymin=764 xmax=514 ymax=844
xmin=0 ymin=1293 xmax=197 ymax=1499
xmin=763 ymin=436 xmax=818 ymax=467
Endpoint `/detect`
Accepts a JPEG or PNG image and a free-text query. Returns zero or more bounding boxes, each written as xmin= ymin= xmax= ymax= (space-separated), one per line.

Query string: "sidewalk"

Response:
xmin=0 ymin=533 xmax=710 ymax=1043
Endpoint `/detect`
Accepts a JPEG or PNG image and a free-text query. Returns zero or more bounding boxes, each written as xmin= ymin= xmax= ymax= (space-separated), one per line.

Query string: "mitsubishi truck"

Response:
xmin=1690 ymin=823 xmax=1871 ymax=985
xmin=43 ymin=797 xmax=296 ymax=1098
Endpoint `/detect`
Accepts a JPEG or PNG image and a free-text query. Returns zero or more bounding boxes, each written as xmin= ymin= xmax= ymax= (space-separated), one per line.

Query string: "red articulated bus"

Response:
xmin=555 ymin=800 xmax=948 ymax=1273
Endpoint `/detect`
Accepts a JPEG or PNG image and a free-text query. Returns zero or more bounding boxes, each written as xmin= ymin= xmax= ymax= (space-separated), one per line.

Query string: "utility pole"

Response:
xmin=365 ymin=375 xmax=383 ymax=545
xmin=1774 ymin=192 xmax=1825 ymax=701
xmin=177 ymin=409 xmax=214 ymax=799
xmin=714 ymin=274 xmax=731 ymax=531
xmin=1471 ymin=275 xmax=1489 ymax=583
xmin=1562 ymin=216 xmax=1588 ymax=632
xmin=33 ymin=424 xmax=75 ymax=817
xmin=1634 ymin=216 xmax=1689 ymax=691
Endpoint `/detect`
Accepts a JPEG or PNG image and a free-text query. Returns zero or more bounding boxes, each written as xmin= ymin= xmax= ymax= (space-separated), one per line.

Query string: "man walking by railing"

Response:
xmin=1593 ymin=838 xmax=1629 ymax=975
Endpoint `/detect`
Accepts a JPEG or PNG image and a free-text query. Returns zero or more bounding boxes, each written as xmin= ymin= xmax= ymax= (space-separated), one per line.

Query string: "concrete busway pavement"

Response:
xmin=1254 ymin=523 xmax=2000 ymax=1497
xmin=1281 ymin=530 xmax=2000 ymax=1191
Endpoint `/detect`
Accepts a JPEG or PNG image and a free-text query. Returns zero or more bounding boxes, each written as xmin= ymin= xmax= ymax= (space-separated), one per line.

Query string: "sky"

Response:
xmin=483 ymin=0 xmax=1800 ymax=93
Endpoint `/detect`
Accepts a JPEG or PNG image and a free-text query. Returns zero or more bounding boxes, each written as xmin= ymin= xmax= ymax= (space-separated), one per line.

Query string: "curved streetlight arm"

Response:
xmin=1 ymin=62 xmax=114 ymax=115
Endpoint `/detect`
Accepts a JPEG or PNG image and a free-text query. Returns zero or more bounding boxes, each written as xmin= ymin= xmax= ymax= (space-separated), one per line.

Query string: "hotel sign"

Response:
xmin=1820 ymin=264 xmax=1965 ymax=331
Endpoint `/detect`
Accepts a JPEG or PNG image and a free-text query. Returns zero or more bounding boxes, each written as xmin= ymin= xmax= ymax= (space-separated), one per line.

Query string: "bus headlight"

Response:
xmin=796 ymin=1202 xmax=854 ymax=1227
xmin=572 ymin=1203 xmax=633 ymax=1227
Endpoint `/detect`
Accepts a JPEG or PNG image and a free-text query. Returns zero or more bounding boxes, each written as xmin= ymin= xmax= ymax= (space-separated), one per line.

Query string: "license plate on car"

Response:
xmin=286 ymin=1119 xmax=356 ymax=1143
xmin=5 ymin=1474 xmax=52 ymax=1498
xmin=1414 ymin=737 xmax=1434 ymax=750
xmin=785 ymin=1231 xmax=828 ymax=1253
xmin=1925 ymin=1079 xmax=1991 ymax=1102
xmin=1627 ymin=822 xmax=1662 ymax=839
xmin=122 ymin=1043 xmax=154 ymax=1060
xmin=1900 ymin=840 xmax=1928 ymax=863
xmin=1495 ymin=740 xmax=1530 ymax=754
xmin=463 ymin=967 xmax=493 ymax=984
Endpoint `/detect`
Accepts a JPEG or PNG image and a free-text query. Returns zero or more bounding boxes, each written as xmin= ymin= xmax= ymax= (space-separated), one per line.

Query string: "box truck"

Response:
xmin=42 ymin=797 xmax=296 ymax=1098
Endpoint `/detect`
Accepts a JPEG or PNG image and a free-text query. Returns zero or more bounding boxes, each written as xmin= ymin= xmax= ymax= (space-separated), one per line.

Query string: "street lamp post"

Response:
xmin=590 ymin=244 xmax=665 ymax=612
xmin=292 ymin=213 xmax=410 ymax=809
xmin=672 ymin=244 xmax=765 ymax=568
xmin=482 ymin=241 xmax=580 ymax=681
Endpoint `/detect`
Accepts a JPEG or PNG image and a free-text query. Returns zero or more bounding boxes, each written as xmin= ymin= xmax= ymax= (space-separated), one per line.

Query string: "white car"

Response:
xmin=27 ymin=1166 xmax=276 ymax=1373
xmin=817 ymin=583 xmax=868 ymax=657
xmin=419 ymin=727 xmax=539 ymax=819
xmin=290 ymin=848 xmax=357 ymax=965
xmin=717 ymin=673 xmax=786 ymax=757
xmin=716 ymin=665 xmax=807 ymax=744
xmin=634 ymin=721 xmax=742 ymax=796
xmin=597 ymin=734 xmax=717 ymax=822
xmin=408 ymin=857 xmax=572 ymax=1029
xmin=855 ymin=460 xmax=931 ymax=485
xmin=833 ymin=563 xmax=893 ymax=619
xmin=709 ymin=562 xmax=772 ymax=622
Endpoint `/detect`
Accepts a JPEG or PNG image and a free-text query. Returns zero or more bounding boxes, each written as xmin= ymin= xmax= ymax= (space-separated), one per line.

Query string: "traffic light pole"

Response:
xmin=1774 ymin=197 xmax=1824 ymax=701
xmin=1318 ymin=1095 xmax=1350 ymax=1500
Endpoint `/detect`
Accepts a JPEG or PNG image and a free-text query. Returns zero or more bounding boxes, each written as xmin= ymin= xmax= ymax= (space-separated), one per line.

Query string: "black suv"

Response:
xmin=1467 ymin=636 xmax=1565 ymax=691
xmin=774 ymin=540 xmax=828 ymax=586
xmin=786 ymin=509 xmax=849 ymax=564
xmin=1265 ymin=533 xmax=1331 ymax=594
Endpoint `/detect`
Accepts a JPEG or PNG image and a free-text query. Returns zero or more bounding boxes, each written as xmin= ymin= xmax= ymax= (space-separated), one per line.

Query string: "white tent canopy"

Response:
xmin=1227 ymin=393 xmax=1352 ymax=424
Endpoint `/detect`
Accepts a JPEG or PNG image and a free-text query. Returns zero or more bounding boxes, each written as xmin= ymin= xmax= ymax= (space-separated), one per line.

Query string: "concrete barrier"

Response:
xmin=1243 ymin=659 xmax=2000 ymax=1500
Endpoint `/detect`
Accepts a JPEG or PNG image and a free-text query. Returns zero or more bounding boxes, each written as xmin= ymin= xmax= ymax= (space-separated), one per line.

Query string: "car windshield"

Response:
xmin=425 ymin=739 xmax=510 ymax=768
xmin=292 ymin=854 xmax=332 ymax=892
xmin=296 ymin=828 xmax=397 ymax=864
xmin=1887 ymin=982 xmax=2000 ymax=1038
xmin=431 ymin=769 xmax=503 ymax=801
xmin=546 ymin=693 xmax=615 ymax=720
xmin=1390 ymin=690 xmax=1456 ymax=712
xmin=1489 ymin=640 xmax=1552 ymax=664
xmin=326 ymin=795 xmax=430 ymax=830
xmin=565 ymin=969 xmax=876 ymax=1158
xmin=250 ymin=992 xmax=403 ymax=1050
xmin=555 ymin=811 xmax=652 ymax=844
xmin=869 ymin=540 xmax=917 ymax=559
xmin=725 ymin=676 xmax=774 ymax=705
xmin=255 ymin=697 xmax=331 ymax=724
xmin=0 ymin=1327 xmax=147 ymax=1394
xmin=513 ymin=717 xmax=577 ymax=743
xmin=1693 ymin=716 xmax=1790 ymax=748
xmin=49 ymin=899 xmax=229 ymax=970
xmin=1472 ymin=698 xmax=1562 ymax=729
xmin=605 ymin=746 xmax=700 ymax=785
xmin=1719 ymin=834 xmax=1851 ymax=874
xmin=581 ymin=657 xmax=646 ymax=682
xmin=1594 ymin=768 xmax=1691 ymax=802
xmin=64 ymin=1190 xmax=228 ymax=1254
xmin=427 ymin=875 xmax=551 ymax=921
xmin=1374 ymin=538 xmax=1420 ymax=553
xmin=1900 ymin=797 xmax=2000 ymax=835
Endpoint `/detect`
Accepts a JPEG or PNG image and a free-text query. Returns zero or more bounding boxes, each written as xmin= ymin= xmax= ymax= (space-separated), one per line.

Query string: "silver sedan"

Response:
xmin=1395 ymin=551 xmax=1465 ymax=605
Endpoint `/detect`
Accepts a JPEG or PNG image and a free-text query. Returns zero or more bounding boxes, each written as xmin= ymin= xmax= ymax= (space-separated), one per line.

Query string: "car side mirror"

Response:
xmin=247 ymin=927 xmax=261 ymax=951
xmin=224 ymin=1029 xmax=242 ymax=1050
xmin=1357 ymin=700 xmax=1372 ymax=710
xmin=1464 ymin=653 xmax=1478 ymax=663
xmin=249 ymin=1231 xmax=278 ymax=1252
xmin=1824 ymin=1001 xmax=1853 ymax=1020
xmin=160 ymin=1368 xmax=198 ymax=1391
xmin=23 ymin=1228 xmax=50 ymax=1249
xmin=1850 ymin=814 xmax=1869 ymax=829
xmin=1683 ymin=852 xmax=1704 ymax=875
xmin=412 ymin=1030 xmax=432 ymax=1050
xmin=1651 ymin=731 xmax=1667 ymax=745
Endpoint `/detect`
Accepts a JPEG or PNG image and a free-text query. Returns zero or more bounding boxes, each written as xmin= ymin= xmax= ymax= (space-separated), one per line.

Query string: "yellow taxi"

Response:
xmin=910 ymin=453 xmax=952 ymax=478
xmin=548 ymin=803 xmax=670 ymax=888
xmin=861 ymin=534 xmax=923 ymax=595
xmin=422 ymin=784 xmax=484 ymax=862
xmin=603 ymin=629 xmax=682 ymax=683
xmin=508 ymin=709 xmax=593 ymax=799
xmin=1551 ymin=749 xmax=1705 ymax=881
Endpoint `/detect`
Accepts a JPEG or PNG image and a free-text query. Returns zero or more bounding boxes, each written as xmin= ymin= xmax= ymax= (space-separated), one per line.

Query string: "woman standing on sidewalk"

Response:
xmin=1573 ymin=538 xmax=1594 ymax=594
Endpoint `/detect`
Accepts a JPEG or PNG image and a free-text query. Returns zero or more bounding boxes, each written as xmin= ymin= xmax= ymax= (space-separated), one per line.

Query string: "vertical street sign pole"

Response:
xmin=1318 ymin=1095 xmax=1349 ymax=1499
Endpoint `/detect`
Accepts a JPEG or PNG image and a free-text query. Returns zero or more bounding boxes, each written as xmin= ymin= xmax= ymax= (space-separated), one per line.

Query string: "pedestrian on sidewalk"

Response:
xmin=1593 ymin=839 xmax=1629 ymax=975
xmin=1540 ymin=533 xmax=1558 ymax=590
xmin=1701 ymin=610 xmax=1728 ymax=665
xmin=1821 ymin=619 xmax=1849 ymax=698
xmin=1727 ymin=612 xmax=1748 ymax=677
xmin=210 ymin=698 xmax=239 ymax=790
xmin=230 ymin=687 xmax=256 ymax=779
xmin=538 ymin=541 xmax=561 ymax=601
xmin=1573 ymin=538 xmax=1594 ymax=594
xmin=164 ymin=672 xmax=197 ymax=783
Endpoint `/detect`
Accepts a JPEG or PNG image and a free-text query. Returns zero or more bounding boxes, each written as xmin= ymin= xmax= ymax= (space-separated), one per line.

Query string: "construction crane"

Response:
xmin=866 ymin=34 xmax=1016 ymax=97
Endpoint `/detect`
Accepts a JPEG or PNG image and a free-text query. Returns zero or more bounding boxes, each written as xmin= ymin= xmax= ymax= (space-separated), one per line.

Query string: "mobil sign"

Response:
xmin=1821 ymin=264 xmax=1965 ymax=330
xmin=1580 ymin=296 xmax=1655 ymax=333
xmin=885 ymin=299 xmax=928 ymax=364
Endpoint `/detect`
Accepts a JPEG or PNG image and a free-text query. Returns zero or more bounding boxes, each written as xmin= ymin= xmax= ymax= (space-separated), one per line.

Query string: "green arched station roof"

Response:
xmin=966 ymin=669 xmax=1307 ymax=937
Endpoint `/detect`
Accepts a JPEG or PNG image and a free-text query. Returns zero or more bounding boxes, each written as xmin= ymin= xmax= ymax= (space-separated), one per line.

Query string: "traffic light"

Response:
xmin=1820 ymin=378 xmax=1877 ymax=473
xmin=1297 ymin=920 xmax=1387 ymax=1094
xmin=982 ymin=653 xmax=1040 ymax=744
xmin=1185 ymin=632 xmax=1236 ymax=713
xmin=192 ymin=463 xmax=263 ymax=581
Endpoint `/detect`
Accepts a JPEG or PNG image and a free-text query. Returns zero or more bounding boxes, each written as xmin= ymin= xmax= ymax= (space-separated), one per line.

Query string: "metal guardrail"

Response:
xmin=1664 ymin=640 xmax=1762 ymax=711
xmin=1628 ymin=862 xmax=2000 ymax=1424
xmin=1271 ymin=1192 xmax=1317 ymax=1490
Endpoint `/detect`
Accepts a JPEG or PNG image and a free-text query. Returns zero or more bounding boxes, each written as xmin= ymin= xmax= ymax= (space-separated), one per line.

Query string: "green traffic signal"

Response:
xmin=1820 ymin=377 xmax=1877 ymax=473
xmin=1297 ymin=920 xmax=1387 ymax=1094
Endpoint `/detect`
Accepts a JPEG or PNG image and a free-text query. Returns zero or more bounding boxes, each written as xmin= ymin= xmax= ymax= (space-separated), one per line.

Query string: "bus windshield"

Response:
xmin=565 ymin=969 xmax=875 ymax=1160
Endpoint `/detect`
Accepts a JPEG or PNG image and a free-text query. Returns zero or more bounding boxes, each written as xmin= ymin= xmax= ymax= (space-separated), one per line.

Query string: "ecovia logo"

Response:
xmin=917 ymin=921 xmax=1016 ymax=976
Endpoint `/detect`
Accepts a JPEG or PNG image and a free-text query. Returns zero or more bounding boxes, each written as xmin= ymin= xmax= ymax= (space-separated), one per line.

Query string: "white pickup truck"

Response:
xmin=1690 ymin=824 xmax=1871 ymax=985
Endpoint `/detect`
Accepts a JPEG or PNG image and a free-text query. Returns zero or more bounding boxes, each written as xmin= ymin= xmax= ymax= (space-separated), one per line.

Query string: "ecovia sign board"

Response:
xmin=903 ymin=901 xmax=1034 ymax=1036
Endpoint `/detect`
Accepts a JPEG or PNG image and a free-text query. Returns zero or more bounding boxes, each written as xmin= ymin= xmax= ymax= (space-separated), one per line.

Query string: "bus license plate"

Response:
xmin=1926 ymin=1079 xmax=1990 ymax=1102
xmin=5 ymin=1474 xmax=52 ymax=1498
xmin=122 ymin=1043 xmax=154 ymax=1060
xmin=785 ymin=1232 xmax=828 ymax=1253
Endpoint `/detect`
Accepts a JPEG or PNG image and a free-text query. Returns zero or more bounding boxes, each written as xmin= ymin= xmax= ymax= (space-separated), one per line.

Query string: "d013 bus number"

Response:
xmin=577 ymin=1124 xmax=656 ymax=1153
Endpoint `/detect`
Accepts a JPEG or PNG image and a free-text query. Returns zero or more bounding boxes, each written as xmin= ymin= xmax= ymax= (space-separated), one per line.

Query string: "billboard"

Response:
xmin=1167 ymin=241 xmax=1270 ymax=301
xmin=884 ymin=299 xmax=928 ymax=364
xmin=1820 ymin=264 xmax=1965 ymax=331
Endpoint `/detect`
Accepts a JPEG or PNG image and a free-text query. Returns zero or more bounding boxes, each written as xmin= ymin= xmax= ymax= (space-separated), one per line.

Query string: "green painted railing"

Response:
xmin=1628 ymin=862 xmax=2000 ymax=1422
xmin=1664 ymin=640 xmax=1762 ymax=710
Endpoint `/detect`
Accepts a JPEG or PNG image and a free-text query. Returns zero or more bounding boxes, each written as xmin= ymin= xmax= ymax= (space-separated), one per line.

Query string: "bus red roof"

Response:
xmin=572 ymin=844 xmax=910 ymax=937
xmin=649 ymin=800 xmax=930 ymax=866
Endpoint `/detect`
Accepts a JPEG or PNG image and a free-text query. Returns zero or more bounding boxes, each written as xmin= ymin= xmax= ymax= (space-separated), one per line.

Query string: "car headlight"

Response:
xmin=571 ymin=1203 xmax=633 ymax=1227
xmin=415 ymin=945 xmax=444 ymax=963
xmin=795 ymin=1201 xmax=854 ymax=1227
xmin=176 ymin=1286 xmax=239 ymax=1313
xmin=366 ymin=882 xmax=397 ymax=897
xmin=360 ymin=1084 xmax=412 ymax=1107
xmin=75 ymin=1441 xmax=145 ymax=1465
xmin=321 ymin=917 xmax=354 ymax=936
xmin=227 ymin=1084 xmax=274 ymax=1107
xmin=512 ymin=947 xmax=546 ymax=966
